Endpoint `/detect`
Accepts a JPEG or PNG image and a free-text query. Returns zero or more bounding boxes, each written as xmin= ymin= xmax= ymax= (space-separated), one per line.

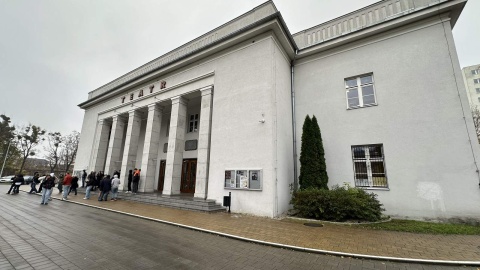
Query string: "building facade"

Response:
xmin=463 ymin=64 xmax=480 ymax=108
xmin=75 ymin=0 xmax=480 ymax=221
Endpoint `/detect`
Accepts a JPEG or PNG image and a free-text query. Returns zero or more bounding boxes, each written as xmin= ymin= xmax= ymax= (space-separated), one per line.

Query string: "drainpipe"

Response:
xmin=291 ymin=50 xmax=298 ymax=191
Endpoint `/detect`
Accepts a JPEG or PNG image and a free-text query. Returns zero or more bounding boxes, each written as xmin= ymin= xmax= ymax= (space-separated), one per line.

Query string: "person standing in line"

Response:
xmin=57 ymin=173 xmax=64 ymax=194
xmin=41 ymin=173 xmax=55 ymax=205
xmin=6 ymin=175 xmax=16 ymax=194
xmin=81 ymin=170 xmax=87 ymax=188
xmin=62 ymin=172 xmax=72 ymax=201
xmin=110 ymin=175 xmax=121 ymax=201
xmin=98 ymin=175 xmax=112 ymax=201
xmin=126 ymin=170 xmax=133 ymax=193
xmin=69 ymin=175 xmax=79 ymax=196
xmin=84 ymin=172 xmax=94 ymax=200
xmin=132 ymin=169 xmax=140 ymax=194
xmin=12 ymin=174 xmax=24 ymax=194
xmin=29 ymin=172 xmax=40 ymax=194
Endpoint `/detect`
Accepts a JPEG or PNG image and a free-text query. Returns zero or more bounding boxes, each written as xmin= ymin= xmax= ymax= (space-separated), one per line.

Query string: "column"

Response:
xmin=163 ymin=96 xmax=187 ymax=195
xmin=104 ymin=115 xmax=126 ymax=175
xmin=90 ymin=119 xmax=110 ymax=172
xmin=140 ymin=104 xmax=162 ymax=192
xmin=194 ymin=86 xmax=213 ymax=199
xmin=120 ymin=110 xmax=142 ymax=191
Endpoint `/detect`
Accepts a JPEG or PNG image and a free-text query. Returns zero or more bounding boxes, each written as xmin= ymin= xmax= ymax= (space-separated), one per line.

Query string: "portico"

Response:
xmin=89 ymin=85 xmax=213 ymax=199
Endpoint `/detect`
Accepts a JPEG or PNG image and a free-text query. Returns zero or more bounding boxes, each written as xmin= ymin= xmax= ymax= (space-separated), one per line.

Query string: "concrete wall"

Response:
xmin=75 ymin=33 xmax=284 ymax=217
xmin=272 ymin=39 xmax=294 ymax=216
xmin=294 ymin=18 xmax=480 ymax=221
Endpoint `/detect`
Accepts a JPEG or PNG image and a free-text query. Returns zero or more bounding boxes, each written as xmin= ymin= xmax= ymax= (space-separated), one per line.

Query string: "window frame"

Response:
xmin=474 ymin=79 xmax=480 ymax=84
xmin=472 ymin=70 xmax=480 ymax=75
xmin=345 ymin=73 xmax=377 ymax=109
xmin=351 ymin=144 xmax=388 ymax=189
xmin=187 ymin=113 xmax=199 ymax=133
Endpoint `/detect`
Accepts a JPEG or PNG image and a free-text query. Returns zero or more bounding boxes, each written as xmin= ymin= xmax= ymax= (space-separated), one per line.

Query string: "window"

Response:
xmin=476 ymin=88 xmax=480 ymax=94
xmin=224 ymin=169 xmax=262 ymax=190
xmin=188 ymin=114 xmax=199 ymax=132
xmin=345 ymin=74 xmax=376 ymax=109
xmin=351 ymin=144 xmax=387 ymax=188
xmin=472 ymin=70 xmax=479 ymax=75
xmin=477 ymin=97 xmax=480 ymax=103
xmin=474 ymin=79 xmax=480 ymax=84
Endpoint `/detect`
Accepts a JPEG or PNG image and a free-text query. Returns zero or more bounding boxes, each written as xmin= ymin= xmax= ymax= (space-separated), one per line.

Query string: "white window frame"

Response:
xmin=187 ymin=114 xmax=199 ymax=133
xmin=345 ymin=74 xmax=377 ymax=109
xmin=351 ymin=144 xmax=388 ymax=189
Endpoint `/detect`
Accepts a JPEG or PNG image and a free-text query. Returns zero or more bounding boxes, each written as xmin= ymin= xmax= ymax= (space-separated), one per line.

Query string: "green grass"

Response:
xmin=360 ymin=219 xmax=480 ymax=235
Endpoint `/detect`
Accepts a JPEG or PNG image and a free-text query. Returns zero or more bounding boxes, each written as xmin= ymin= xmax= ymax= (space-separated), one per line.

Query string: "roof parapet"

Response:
xmin=293 ymin=0 xmax=453 ymax=49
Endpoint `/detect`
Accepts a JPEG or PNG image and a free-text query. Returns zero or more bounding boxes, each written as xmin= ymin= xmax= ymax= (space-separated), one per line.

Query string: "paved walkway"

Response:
xmin=20 ymin=186 xmax=480 ymax=266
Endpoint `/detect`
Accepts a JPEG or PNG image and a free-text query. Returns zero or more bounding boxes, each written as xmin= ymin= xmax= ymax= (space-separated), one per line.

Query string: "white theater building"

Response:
xmin=75 ymin=0 xmax=480 ymax=221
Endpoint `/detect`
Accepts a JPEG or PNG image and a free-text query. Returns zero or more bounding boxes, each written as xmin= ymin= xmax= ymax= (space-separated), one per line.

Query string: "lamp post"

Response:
xmin=0 ymin=140 xmax=12 ymax=177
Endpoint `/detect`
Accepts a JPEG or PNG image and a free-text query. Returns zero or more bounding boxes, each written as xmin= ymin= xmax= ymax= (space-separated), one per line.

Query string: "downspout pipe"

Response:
xmin=291 ymin=50 xmax=298 ymax=191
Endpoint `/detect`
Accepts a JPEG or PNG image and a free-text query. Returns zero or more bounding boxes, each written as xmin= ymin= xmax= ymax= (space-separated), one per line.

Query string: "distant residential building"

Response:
xmin=462 ymin=64 xmax=480 ymax=108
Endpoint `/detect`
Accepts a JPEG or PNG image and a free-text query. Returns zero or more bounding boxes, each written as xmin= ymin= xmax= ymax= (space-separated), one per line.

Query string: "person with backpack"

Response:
xmin=41 ymin=173 xmax=55 ymax=205
xmin=98 ymin=175 xmax=112 ymax=201
xmin=29 ymin=172 xmax=40 ymax=194
xmin=69 ymin=175 xmax=79 ymax=196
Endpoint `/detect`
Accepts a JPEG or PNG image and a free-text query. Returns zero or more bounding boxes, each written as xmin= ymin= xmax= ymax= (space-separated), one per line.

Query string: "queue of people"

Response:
xmin=5 ymin=169 xmax=138 ymax=204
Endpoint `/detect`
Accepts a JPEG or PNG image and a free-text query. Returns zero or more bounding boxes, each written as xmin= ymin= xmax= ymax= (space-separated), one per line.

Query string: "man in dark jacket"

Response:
xmin=7 ymin=174 xmax=25 ymax=194
xmin=41 ymin=173 xmax=55 ymax=205
xmin=98 ymin=175 xmax=112 ymax=201
xmin=29 ymin=172 xmax=40 ymax=194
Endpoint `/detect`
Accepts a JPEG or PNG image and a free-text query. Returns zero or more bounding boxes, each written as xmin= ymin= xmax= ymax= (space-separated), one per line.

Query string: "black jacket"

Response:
xmin=100 ymin=177 xmax=112 ymax=192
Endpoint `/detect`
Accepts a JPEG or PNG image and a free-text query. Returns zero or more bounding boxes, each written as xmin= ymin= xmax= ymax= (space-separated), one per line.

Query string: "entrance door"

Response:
xmin=157 ymin=160 xmax=166 ymax=191
xmin=180 ymin=159 xmax=197 ymax=193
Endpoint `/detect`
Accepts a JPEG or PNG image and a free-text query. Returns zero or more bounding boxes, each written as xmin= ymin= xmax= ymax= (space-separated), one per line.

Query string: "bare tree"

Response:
xmin=45 ymin=132 xmax=63 ymax=173
xmin=17 ymin=125 xmax=46 ymax=174
xmin=471 ymin=106 xmax=480 ymax=144
xmin=59 ymin=131 xmax=80 ymax=173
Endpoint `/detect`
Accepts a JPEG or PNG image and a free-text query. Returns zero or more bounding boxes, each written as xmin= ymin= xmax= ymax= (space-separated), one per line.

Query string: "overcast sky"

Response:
xmin=0 ymin=0 xmax=478 ymax=137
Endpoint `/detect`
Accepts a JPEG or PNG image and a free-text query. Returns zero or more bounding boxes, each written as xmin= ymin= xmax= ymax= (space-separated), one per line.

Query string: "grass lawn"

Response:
xmin=360 ymin=219 xmax=480 ymax=235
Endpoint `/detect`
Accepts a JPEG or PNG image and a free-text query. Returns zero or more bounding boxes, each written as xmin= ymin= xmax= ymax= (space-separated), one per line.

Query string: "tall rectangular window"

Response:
xmin=351 ymin=144 xmax=388 ymax=188
xmin=345 ymin=74 xmax=377 ymax=109
xmin=188 ymin=114 xmax=199 ymax=133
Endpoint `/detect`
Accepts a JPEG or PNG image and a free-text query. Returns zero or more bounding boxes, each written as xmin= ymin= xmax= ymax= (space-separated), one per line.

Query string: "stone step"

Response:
xmin=76 ymin=188 xmax=225 ymax=212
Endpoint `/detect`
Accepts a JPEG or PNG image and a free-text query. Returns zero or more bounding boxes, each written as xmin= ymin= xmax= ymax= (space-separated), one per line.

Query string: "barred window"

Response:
xmin=351 ymin=144 xmax=388 ymax=188
xmin=345 ymin=74 xmax=377 ymax=109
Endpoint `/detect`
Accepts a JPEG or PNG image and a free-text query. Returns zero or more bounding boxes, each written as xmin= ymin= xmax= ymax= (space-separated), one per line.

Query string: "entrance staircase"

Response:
xmin=77 ymin=188 xmax=225 ymax=212
xmin=117 ymin=193 xmax=225 ymax=212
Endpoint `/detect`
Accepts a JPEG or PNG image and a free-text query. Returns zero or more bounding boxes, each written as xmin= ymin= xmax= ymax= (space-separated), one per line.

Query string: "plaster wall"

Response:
xmin=294 ymin=18 xmax=480 ymax=221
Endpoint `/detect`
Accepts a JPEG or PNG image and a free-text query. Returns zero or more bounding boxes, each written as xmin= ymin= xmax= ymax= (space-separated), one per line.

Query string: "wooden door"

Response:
xmin=180 ymin=159 xmax=197 ymax=193
xmin=157 ymin=160 xmax=166 ymax=191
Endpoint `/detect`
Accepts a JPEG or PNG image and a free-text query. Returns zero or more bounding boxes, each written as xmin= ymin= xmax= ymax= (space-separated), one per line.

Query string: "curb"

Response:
xmin=23 ymin=190 xmax=480 ymax=266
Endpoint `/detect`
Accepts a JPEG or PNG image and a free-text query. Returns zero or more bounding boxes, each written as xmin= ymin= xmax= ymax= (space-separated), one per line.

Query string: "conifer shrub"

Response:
xmin=290 ymin=185 xmax=384 ymax=222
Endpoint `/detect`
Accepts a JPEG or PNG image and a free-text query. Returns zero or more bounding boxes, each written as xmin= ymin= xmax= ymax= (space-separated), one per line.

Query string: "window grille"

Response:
xmin=351 ymin=144 xmax=388 ymax=188
xmin=188 ymin=114 xmax=199 ymax=132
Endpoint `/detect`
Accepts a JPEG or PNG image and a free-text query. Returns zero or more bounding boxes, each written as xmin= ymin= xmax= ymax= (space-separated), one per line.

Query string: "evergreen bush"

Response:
xmin=298 ymin=115 xmax=328 ymax=190
xmin=290 ymin=185 xmax=384 ymax=222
